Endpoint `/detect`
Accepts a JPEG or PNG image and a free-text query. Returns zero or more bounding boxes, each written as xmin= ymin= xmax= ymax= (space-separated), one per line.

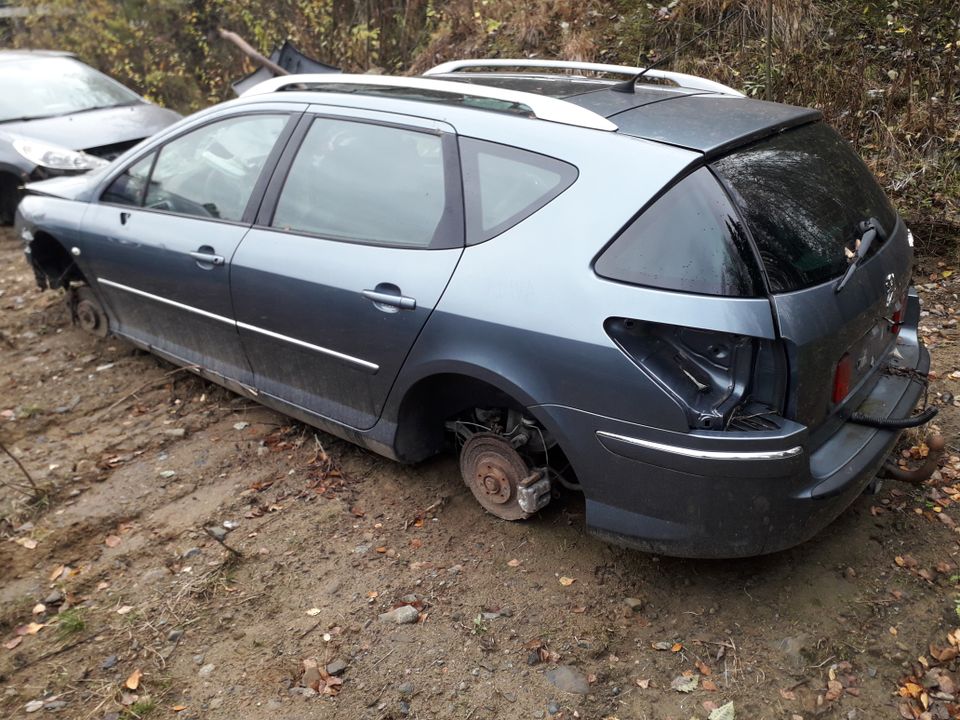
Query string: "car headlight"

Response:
xmin=12 ymin=137 xmax=109 ymax=171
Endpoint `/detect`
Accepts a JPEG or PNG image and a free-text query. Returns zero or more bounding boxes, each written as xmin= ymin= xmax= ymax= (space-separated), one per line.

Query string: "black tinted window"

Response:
xmin=712 ymin=122 xmax=897 ymax=292
xmin=460 ymin=138 xmax=576 ymax=244
xmin=273 ymin=118 xmax=450 ymax=247
xmin=595 ymin=168 xmax=759 ymax=297
xmin=102 ymin=153 xmax=155 ymax=207
xmin=144 ymin=114 xmax=286 ymax=222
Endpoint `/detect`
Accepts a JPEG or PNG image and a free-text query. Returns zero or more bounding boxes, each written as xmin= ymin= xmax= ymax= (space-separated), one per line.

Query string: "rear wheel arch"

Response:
xmin=393 ymin=370 xmax=544 ymax=463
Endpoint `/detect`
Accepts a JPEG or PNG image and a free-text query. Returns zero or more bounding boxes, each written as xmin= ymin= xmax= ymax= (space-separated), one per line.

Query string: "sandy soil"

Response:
xmin=2 ymin=226 xmax=959 ymax=720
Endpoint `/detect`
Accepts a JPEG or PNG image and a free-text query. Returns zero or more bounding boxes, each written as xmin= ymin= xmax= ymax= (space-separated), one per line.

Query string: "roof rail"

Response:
xmin=424 ymin=59 xmax=744 ymax=97
xmin=240 ymin=73 xmax=619 ymax=131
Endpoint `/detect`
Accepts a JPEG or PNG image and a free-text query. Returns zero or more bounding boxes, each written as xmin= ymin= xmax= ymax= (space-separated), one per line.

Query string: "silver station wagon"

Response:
xmin=16 ymin=59 xmax=933 ymax=557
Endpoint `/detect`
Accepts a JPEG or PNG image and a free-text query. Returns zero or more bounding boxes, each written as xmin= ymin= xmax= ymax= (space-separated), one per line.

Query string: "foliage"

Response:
xmin=5 ymin=0 xmax=959 ymax=247
xmin=55 ymin=607 xmax=85 ymax=639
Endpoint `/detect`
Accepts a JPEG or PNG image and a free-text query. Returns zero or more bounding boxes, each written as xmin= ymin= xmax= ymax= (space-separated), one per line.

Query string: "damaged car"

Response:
xmin=0 ymin=50 xmax=180 ymax=223
xmin=15 ymin=59 xmax=934 ymax=557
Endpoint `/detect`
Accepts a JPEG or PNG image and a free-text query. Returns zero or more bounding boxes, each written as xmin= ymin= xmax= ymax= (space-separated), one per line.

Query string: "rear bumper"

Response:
xmin=535 ymin=294 xmax=930 ymax=558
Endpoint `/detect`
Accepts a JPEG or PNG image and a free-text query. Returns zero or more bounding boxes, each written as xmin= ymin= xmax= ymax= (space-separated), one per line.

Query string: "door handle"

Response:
xmin=119 ymin=211 xmax=130 ymax=225
xmin=362 ymin=289 xmax=416 ymax=311
xmin=188 ymin=251 xmax=225 ymax=266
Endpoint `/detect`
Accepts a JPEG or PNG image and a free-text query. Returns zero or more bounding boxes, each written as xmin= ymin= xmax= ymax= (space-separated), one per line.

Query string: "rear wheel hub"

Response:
xmin=460 ymin=433 xmax=535 ymax=521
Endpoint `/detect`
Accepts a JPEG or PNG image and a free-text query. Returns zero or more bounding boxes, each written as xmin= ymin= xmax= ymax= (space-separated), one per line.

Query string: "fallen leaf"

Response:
xmin=306 ymin=608 xmax=322 ymax=617
xmin=375 ymin=546 xmax=387 ymax=554
xmin=708 ymin=701 xmax=735 ymax=720
xmin=671 ymin=642 xmax=683 ymax=652
xmin=652 ymin=641 xmax=674 ymax=651
xmin=14 ymin=537 xmax=38 ymax=550
xmin=172 ymin=705 xmax=187 ymax=712
xmin=5 ymin=637 xmax=23 ymax=650
xmin=780 ymin=687 xmax=797 ymax=701
xmin=104 ymin=535 xmax=121 ymax=548
xmin=32 ymin=604 xmax=45 ymax=615
xmin=125 ymin=669 xmax=142 ymax=690
xmin=350 ymin=506 xmax=365 ymax=518
xmin=635 ymin=678 xmax=650 ymax=688
xmin=696 ymin=660 xmax=712 ymax=675
xmin=670 ymin=674 xmax=699 ymax=693
xmin=116 ymin=605 xmax=134 ymax=615
xmin=120 ymin=692 xmax=138 ymax=706
xmin=558 ymin=576 xmax=575 ymax=586
xmin=24 ymin=623 xmax=44 ymax=635
xmin=702 ymin=679 xmax=718 ymax=692
xmin=507 ymin=559 xmax=521 ymax=567
xmin=48 ymin=565 xmax=66 ymax=583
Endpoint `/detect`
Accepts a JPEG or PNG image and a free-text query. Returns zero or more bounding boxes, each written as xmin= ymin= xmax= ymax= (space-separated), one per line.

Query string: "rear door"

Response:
xmin=230 ymin=108 xmax=464 ymax=430
xmin=711 ymin=122 xmax=912 ymax=439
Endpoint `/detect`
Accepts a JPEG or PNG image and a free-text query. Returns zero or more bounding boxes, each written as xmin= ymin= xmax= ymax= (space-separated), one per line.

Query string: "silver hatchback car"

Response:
xmin=17 ymin=59 xmax=932 ymax=557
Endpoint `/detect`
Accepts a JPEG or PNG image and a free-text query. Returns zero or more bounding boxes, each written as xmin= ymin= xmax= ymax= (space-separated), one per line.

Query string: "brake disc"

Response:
xmin=459 ymin=432 xmax=549 ymax=520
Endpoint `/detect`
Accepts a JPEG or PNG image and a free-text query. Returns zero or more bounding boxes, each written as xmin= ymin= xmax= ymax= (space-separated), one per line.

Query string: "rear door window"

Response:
xmin=595 ymin=167 xmax=760 ymax=297
xmin=271 ymin=117 xmax=457 ymax=248
xmin=459 ymin=138 xmax=576 ymax=244
xmin=711 ymin=122 xmax=898 ymax=292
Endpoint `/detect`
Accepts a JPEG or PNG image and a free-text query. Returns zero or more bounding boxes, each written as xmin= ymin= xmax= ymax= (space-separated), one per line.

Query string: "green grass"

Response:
xmin=55 ymin=608 xmax=85 ymax=639
xmin=127 ymin=698 xmax=156 ymax=718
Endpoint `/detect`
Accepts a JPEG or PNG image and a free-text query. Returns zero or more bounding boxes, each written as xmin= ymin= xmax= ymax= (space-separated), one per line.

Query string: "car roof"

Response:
xmin=0 ymin=50 xmax=77 ymax=62
xmin=242 ymin=61 xmax=822 ymax=156
xmin=433 ymin=72 xmax=821 ymax=156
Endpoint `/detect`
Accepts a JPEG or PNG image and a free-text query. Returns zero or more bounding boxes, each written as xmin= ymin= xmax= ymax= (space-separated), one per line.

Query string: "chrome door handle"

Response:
xmin=188 ymin=251 xmax=225 ymax=266
xmin=362 ymin=289 xmax=416 ymax=311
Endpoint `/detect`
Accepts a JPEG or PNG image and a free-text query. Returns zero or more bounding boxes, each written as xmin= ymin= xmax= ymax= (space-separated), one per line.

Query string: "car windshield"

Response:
xmin=0 ymin=56 xmax=140 ymax=123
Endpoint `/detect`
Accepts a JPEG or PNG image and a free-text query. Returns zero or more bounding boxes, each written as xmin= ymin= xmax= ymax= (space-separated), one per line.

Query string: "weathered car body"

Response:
xmin=16 ymin=61 xmax=931 ymax=557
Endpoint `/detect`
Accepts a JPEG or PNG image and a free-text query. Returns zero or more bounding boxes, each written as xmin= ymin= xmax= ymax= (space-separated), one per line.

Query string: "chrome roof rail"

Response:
xmin=240 ymin=73 xmax=619 ymax=131
xmin=424 ymin=59 xmax=744 ymax=97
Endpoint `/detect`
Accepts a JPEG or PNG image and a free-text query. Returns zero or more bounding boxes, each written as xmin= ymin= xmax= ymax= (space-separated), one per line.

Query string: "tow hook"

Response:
xmin=517 ymin=470 xmax=551 ymax=514
xmin=880 ymin=433 xmax=946 ymax=485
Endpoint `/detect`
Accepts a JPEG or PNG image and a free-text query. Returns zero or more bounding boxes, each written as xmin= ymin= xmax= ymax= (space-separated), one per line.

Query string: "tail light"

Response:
xmin=605 ymin=318 xmax=787 ymax=430
xmin=832 ymin=353 xmax=853 ymax=404
xmin=890 ymin=290 xmax=908 ymax=335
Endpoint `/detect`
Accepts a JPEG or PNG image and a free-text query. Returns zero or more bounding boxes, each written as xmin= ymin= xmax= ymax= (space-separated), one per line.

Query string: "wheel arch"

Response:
xmin=27 ymin=230 xmax=87 ymax=290
xmin=390 ymin=364 xmax=563 ymax=464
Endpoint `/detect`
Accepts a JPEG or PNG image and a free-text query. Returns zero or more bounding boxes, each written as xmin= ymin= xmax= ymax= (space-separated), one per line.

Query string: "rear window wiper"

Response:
xmin=835 ymin=217 xmax=886 ymax=293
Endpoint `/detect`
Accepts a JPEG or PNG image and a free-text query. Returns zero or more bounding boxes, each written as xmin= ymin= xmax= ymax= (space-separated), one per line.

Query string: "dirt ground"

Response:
xmin=1 ymin=226 xmax=959 ymax=720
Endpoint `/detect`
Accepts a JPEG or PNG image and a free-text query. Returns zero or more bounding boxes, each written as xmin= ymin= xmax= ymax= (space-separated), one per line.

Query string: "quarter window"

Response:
xmin=459 ymin=138 xmax=577 ymax=244
xmin=595 ymin=168 xmax=760 ymax=297
xmin=132 ymin=114 xmax=286 ymax=222
xmin=272 ymin=118 xmax=450 ymax=248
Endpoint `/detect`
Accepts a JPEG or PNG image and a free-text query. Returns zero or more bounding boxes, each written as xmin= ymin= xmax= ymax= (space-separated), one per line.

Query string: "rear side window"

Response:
xmin=272 ymin=118 xmax=453 ymax=248
xmin=595 ymin=168 xmax=760 ymax=297
xmin=459 ymin=138 xmax=576 ymax=244
xmin=711 ymin=122 xmax=898 ymax=292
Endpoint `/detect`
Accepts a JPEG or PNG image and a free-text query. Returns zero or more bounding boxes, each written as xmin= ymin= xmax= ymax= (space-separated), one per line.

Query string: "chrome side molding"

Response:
xmin=596 ymin=430 xmax=803 ymax=461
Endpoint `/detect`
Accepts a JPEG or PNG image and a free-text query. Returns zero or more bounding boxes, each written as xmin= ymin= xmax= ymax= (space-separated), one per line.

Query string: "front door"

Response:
xmin=79 ymin=112 xmax=294 ymax=382
xmin=230 ymin=110 xmax=464 ymax=430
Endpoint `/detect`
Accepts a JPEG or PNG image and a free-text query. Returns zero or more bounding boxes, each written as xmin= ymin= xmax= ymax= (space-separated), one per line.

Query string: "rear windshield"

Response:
xmin=711 ymin=122 xmax=897 ymax=293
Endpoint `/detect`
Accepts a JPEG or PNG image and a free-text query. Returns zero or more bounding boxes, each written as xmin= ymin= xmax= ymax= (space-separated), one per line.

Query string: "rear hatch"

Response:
xmin=710 ymin=121 xmax=912 ymax=441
